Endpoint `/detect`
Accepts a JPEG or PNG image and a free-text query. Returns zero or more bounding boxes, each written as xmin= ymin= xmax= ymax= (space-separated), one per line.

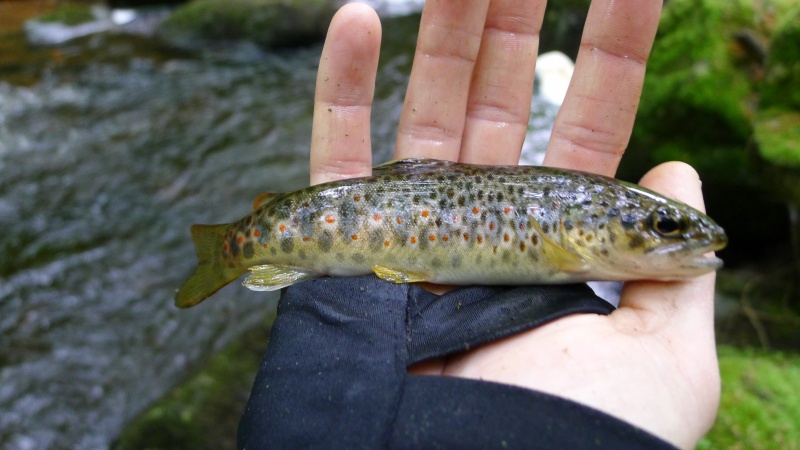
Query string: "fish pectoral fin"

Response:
xmin=252 ymin=192 xmax=280 ymax=210
xmin=371 ymin=266 xmax=429 ymax=284
xmin=530 ymin=220 xmax=590 ymax=274
xmin=243 ymin=265 xmax=317 ymax=291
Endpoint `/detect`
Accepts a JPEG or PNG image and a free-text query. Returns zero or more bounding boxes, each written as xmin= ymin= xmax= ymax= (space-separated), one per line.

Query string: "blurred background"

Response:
xmin=0 ymin=0 xmax=798 ymax=448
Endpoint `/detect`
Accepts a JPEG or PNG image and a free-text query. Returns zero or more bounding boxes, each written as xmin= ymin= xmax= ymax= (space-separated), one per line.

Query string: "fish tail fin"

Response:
xmin=175 ymin=224 xmax=245 ymax=309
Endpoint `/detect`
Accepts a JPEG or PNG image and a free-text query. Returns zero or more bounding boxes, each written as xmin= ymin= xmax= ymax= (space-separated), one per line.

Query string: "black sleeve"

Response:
xmin=238 ymin=275 xmax=677 ymax=450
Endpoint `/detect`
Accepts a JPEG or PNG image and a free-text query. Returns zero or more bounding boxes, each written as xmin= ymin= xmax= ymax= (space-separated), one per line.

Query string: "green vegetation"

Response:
xmin=36 ymin=4 xmax=95 ymax=26
xmin=113 ymin=327 xmax=270 ymax=450
xmin=158 ymin=0 xmax=335 ymax=49
xmin=700 ymin=346 xmax=800 ymax=449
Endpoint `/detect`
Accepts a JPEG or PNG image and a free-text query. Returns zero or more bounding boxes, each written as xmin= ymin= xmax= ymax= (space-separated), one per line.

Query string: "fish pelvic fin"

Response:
xmin=175 ymin=224 xmax=246 ymax=309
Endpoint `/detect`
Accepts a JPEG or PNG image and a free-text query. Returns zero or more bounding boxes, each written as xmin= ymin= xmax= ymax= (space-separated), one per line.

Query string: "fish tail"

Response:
xmin=175 ymin=224 xmax=246 ymax=308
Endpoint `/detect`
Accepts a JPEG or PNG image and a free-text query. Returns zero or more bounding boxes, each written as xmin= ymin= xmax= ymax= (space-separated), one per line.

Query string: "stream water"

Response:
xmin=0 ymin=7 xmax=575 ymax=447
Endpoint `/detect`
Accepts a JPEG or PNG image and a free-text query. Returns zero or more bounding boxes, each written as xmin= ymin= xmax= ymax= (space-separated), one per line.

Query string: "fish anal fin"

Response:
xmin=244 ymin=265 xmax=318 ymax=291
xmin=530 ymin=220 xmax=589 ymax=274
xmin=371 ymin=266 xmax=429 ymax=283
xmin=253 ymin=192 xmax=278 ymax=210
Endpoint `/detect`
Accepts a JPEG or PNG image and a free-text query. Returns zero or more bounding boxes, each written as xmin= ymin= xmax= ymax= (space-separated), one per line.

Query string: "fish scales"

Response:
xmin=176 ymin=159 xmax=727 ymax=308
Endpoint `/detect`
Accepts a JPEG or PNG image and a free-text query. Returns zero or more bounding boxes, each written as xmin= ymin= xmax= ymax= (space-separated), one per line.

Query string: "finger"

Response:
xmin=310 ymin=3 xmax=381 ymax=185
xmin=394 ymin=0 xmax=490 ymax=161
xmin=459 ymin=0 xmax=544 ymax=165
xmin=543 ymin=0 xmax=662 ymax=176
xmin=616 ymin=162 xmax=717 ymax=344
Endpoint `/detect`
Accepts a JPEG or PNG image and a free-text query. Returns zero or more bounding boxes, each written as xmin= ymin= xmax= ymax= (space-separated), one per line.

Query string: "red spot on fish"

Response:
xmin=223 ymin=244 xmax=229 ymax=252
xmin=351 ymin=234 xmax=359 ymax=240
xmin=384 ymin=240 xmax=390 ymax=247
xmin=503 ymin=233 xmax=510 ymax=242
xmin=489 ymin=222 xmax=496 ymax=231
xmin=354 ymin=194 xmax=361 ymax=202
xmin=452 ymin=213 xmax=459 ymax=223
xmin=442 ymin=235 xmax=449 ymax=242
xmin=463 ymin=233 xmax=470 ymax=241
xmin=531 ymin=235 xmax=539 ymax=245
xmin=253 ymin=229 xmax=261 ymax=237
xmin=422 ymin=210 xmax=429 ymax=218
xmin=325 ymin=215 xmax=336 ymax=224
xmin=504 ymin=207 xmax=512 ymax=215
xmin=477 ymin=236 xmax=483 ymax=244
xmin=410 ymin=236 xmax=417 ymax=244
xmin=263 ymin=244 xmax=269 ymax=249
xmin=303 ymin=237 xmax=310 ymax=242
xmin=237 ymin=236 xmax=244 ymax=244
xmin=472 ymin=207 xmax=480 ymax=214
xmin=396 ymin=217 xmax=403 ymax=224
xmin=519 ymin=223 xmax=525 ymax=230
xmin=429 ymin=235 xmax=436 ymax=242
xmin=520 ymin=242 xmax=526 ymax=252
xmin=279 ymin=225 xmax=286 ymax=233
xmin=373 ymin=213 xmax=382 ymax=222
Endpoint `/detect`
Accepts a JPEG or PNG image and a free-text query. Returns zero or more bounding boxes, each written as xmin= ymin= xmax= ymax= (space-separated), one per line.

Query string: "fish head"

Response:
xmin=561 ymin=186 xmax=728 ymax=281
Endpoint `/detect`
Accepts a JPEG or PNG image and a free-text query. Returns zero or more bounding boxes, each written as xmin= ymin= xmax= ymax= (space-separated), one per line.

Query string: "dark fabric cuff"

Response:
xmin=238 ymin=275 xmax=673 ymax=450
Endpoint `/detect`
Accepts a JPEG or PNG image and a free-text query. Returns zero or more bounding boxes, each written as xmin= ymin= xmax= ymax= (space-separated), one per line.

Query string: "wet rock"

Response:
xmin=158 ymin=0 xmax=336 ymax=49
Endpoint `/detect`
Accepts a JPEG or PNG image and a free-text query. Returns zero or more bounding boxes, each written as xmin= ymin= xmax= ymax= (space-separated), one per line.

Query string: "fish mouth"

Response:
xmin=684 ymin=234 xmax=728 ymax=272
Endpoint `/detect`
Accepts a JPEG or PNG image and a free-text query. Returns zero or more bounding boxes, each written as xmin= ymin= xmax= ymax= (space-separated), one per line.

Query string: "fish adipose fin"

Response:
xmin=175 ymin=224 xmax=247 ymax=309
xmin=244 ymin=265 xmax=318 ymax=291
xmin=252 ymin=192 xmax=280 ymax=210
xmin=529 ymin=220 xmax=590 ymax=274
xmin=371 ymin=266 xmax=429 ymax=283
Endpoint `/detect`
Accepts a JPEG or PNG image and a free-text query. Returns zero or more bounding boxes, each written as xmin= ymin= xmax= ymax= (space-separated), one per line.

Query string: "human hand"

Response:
xmin=308 ymin=2 xmax=718 ymax=448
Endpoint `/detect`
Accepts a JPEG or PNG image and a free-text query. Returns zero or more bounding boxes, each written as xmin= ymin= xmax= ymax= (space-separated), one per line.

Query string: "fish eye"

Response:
xmin=650 ymin=210 xmax=684 ymax=237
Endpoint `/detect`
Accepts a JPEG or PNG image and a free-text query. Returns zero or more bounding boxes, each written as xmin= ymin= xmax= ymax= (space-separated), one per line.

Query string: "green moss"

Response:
xmin=761 ymin=6 xmax=800 ymax=110
xmin=36 ymin=4 xmax=95 ymax=26
xmin=159 ymin=0 xmax=335 ymax=49
xmin=755 ymin=109 xmax=800 ymax=167
xmin=113 ymin=326 xmax=270 ymax=449
xmin=699 ymin=346 xmax=800 ymax=448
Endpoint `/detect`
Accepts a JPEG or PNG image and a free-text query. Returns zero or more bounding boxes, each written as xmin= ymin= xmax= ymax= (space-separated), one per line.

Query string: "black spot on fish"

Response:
xmin=435 ymin=218 xmax=443 ymax=228
xmin=298 ymin=250 xmax=307 ymax=260
xmin=451 ymin=255 xmax=462 ymax=268
xmin=621 ymin=214 xmax=637 ymax=230
xmin=477 ymin=190 xmax=484 ymax=200
xmin=352 ymin=253 xmax=365 ymax=264
xmin=318 ymin=231 xmax=333 ymax=253
xmin=229 ymin=238 xmax=240 ymax=257
xmin=628 ymin=233 xmax=646 ymax=249
xmin=430 ymin=258 xmax=442 ymax=269
xmin=413 ymin=194 xmax=421 ymax=204
xmin=497 ymin=191 xmax=504 ymax=202
xmin=243 ymin=243 xmax=255 ymax=259
xmin=281 ymin=238 xmax=294 ymax=253
xmin=488 ymin=193 xmax=495 ymax=202
xmin=563 ymin=218 xmax=574 ymax=231
xmin=607 ymin=208 xmax=620 ymax=217
xmin=458 ymin=196 xmax=466 ymax=207
xmin=542 ymin=222 xmax=550 ymax=234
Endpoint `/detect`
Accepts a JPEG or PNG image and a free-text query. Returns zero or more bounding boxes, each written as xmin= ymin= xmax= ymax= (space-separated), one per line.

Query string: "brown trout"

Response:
xmin=176 ymin=159 xmax=727 ymax=308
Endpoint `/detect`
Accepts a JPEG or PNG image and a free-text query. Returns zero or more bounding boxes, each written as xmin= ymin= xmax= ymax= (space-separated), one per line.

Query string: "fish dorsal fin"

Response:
xmin=372 ymin=158 xmax=456 ymax=176
xmin=372 ymin=265 xmax=429 ymax=283
xmin=243 ymin=264 xmax=318 ymax=291
xmin=529 ymin=219 xmax=590 ymax=274
xmin=253 ymin=192 xmax=279 ymax=210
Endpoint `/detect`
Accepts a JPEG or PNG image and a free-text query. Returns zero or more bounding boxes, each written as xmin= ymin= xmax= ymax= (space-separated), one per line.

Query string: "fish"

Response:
xmin=175 ymin=158 xmax=727 ymax=308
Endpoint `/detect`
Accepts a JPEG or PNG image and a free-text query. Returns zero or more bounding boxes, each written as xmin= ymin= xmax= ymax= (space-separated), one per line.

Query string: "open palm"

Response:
xmin=308 ymin=2 xmax=719 ymax=448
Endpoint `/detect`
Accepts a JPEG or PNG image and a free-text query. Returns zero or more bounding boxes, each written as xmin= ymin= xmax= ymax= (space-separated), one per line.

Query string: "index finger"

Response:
xmin=543 ymin=0 xmax=662 ymax=176
xmin=310 ymin=4 xmax=382 ymax=185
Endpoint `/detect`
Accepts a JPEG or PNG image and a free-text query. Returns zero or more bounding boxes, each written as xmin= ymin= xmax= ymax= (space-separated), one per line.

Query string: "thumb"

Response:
xmin=616 ymin=161 xmax=718 ymax=341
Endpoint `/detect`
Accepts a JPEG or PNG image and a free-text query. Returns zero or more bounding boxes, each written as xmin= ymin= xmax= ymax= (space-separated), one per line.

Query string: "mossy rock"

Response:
xmin=623 ymin=0 xmax=797 ymax=182
xmin=159 ymin=0 xmax=335 ymax=49
xmin=36 ymin=4 xmax=95 ymax=26
xmin=761 ymin=5 xmax=800 ymax=111
xmin=755 ymin=109 xmax=800 ymax=168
